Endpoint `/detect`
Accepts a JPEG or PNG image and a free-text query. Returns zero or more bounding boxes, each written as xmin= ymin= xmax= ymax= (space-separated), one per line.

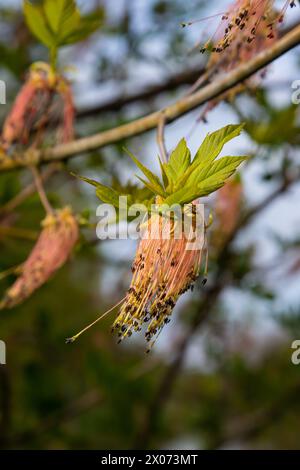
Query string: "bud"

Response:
xmin=0 ymin=207 xmax=78 ymax=309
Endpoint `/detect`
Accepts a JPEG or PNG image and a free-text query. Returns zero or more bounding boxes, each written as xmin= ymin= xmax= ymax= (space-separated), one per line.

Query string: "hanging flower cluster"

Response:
xmin=68 ymin=124 xmax=249 ymax=346
xmin=201 ymin=0 xmax=296 ymax=61
xmin=0 ymin=207 xmax=79 ymax=309
xmin=191 ymin=0 xmax=298 ymax=121
xmin=212 ymin=176 xmax=243 ymax=251
xmin=0 ymin=62 xmax=74 ymax=151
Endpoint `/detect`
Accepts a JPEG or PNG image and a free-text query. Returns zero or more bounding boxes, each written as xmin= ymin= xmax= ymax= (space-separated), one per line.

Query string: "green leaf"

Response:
xmin=44 ymin=0 xmax=75 ymax=33
xmin=158 ymin=157 xmax=169 ymax=189
xmin=44 ymin=0 xmax=80 ymax=44
xmin=72 ymin=173 xmax=121 ymax=207
xmin=193 ymin=123 xmax=245 ymax=164
xmin=164 ymin=186 xmax=202 ymax=206
xmin=166 ymin=138 xmax=191 ymax=189
xmin=134 ymin=176 xmax=161 ymax=197
xmin=24 ymin=1 xmax=103 ymax=52
xmin=23 ymin=1 xmax=55 ymax=48
xmin=124 ymin=148 xmax=166 ymax=197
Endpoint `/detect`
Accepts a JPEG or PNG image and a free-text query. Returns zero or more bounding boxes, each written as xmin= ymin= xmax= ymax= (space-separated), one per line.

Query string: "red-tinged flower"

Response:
xmin=214 ymin=177 xmax=243 ymax=243
xmin=1 ymin=62 xmax=74 ymax=151
xmin=112 ymin=202 xmax=206 ymax=349
xmin=0 ymin=207 xmax=78 ymax=309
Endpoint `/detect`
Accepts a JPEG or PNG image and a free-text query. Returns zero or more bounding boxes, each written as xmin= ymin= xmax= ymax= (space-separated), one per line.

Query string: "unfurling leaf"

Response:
xmin=164 ymin=154 xmax=248 ymax=205
xmin=215 ymin=176 xmax=243 ymax=241
xmin=186 ymin=155 xmax=249 ymax=192
xmin=169 ymin=124 xmax=245 ymax=191
xmin=74 ymin=124 xmax=249 ymax=211
xmin=44 ymin=0 xmax=78 ymax=36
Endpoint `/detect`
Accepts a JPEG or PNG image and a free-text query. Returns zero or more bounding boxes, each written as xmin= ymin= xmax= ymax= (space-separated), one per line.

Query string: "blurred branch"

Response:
xmin=136 ymin=171 xmax=300 ymax=449
xmin=77 ymin=67 xmax=205 ymax=119
xmin=156 ymin=111 xmax=168 ymax=163
xmin=1 ymin=25 xmax=299 ymax=172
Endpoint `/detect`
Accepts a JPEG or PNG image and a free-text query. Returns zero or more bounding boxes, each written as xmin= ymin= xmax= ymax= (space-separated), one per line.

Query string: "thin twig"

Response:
xmin=0 ymin=164 xmax=59 ymax=218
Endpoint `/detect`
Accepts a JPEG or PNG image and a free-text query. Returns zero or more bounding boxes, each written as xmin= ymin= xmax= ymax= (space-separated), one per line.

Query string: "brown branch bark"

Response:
xmin=1 ymin=25 xmax=299 ymax=172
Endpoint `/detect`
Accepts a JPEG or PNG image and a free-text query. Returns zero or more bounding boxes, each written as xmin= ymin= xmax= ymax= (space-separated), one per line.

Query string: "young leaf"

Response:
xmin=124 ymin=148 xmax=166 ymax=197
xmin=24 ymin=0 xmax=104 ymax=58
xmin=164 ymin=186 xmax=202 ymax=206
xmin=134 ymin=176 xmax=162 ymax=198
xmin=44 ymin=0 xmax=81 ymax=46
xmin=158 ymin=157 xmax=169 ymax=189
xmin=165 ymin=156 xmax=248 ymax=205
xmin=23 ymin=1 xmax=54 ymax=48
xmin=192 ymin=156 xmax=248 ymax=196
xmin=72 ymin=173 xmax=121 ymax=207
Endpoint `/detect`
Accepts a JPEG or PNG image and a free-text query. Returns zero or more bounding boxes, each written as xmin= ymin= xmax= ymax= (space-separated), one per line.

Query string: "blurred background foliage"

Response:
xmin=0 ymin=0 xmax=300 ymax=450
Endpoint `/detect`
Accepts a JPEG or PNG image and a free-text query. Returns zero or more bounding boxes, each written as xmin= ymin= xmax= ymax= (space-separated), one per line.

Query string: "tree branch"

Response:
xmin=75 ymin=20 xmax=300 ymax=119
xmin=1 ymin=25 xmax=299 ymax=172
